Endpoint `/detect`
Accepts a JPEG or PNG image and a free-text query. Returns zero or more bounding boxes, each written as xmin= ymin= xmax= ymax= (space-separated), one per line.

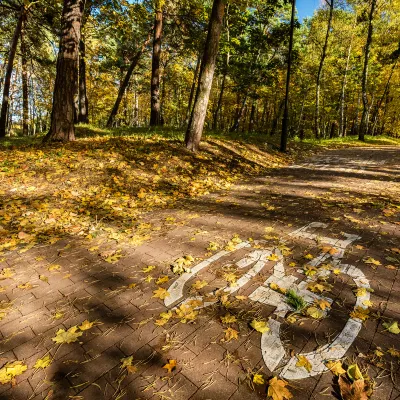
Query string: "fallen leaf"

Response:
xmin=52 ymin=326 xmax=83 ymax=344
xmin=253 ymin=373 xmax=265 ymax=385
xmin=224 ymin=327 xmax=239 ymax=341
xmin=0 ymin=361 xmax=27 ymax=384
xmin=250 ymin=319 xmax=270 ymax=333
xmin=152 ymin=287 xmax=170 ymax=300
xmin=325 ymin=360 xmax=346 ymax=376
xmin=142 ymin=265 xmax=156 ymax=273
xmin=162 ymin=359 xmax=177 ymax=373
xmin=78 ymin=320 xmax=95 ymax=331
xmin=296 ymin=355 xmax=312 ymax=372
xmin=363 ymin=257 xmax=381 ymax=266
xmin=221 ymin=314 xmax=237 ymax=324
xmin=383 ymin=320 xmax=400 ymax=334
xmin=306 ymin=306 xmax=324 ymax=319
xmin=347 ymin=364 xmax=363 ymax=382
xmin=34 ymin=355 xmax=52 ymax=369
xmin=155 ymin=275 xmax=169 ymax=285
xmin=350 ymin=307 xmax=370 ymax=321
xmin=339 ymin=376 xmax=371 ymax=400
xmin=267 ymin=376 xmax=293 ymax=400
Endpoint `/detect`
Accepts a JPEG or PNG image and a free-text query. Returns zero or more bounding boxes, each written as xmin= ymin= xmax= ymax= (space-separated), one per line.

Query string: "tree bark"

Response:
xmin=281 ymin=0 xmax=296 ymax=151
xmin=213 ymin=71 xmax=227 ymax=131
xmin=21 ymin=16 xmax=29 ymax=136
xmin=185 ymin=0 xmax=226 ymax=151
xmin=314 ymin=0 xmax=334 ymax=139
xmin=78 ymin=38 xmax=89 ymax=123
xmin=106 ymin=35 xmax=151 ymax=128
xmin=0 ymin=7 xmax=24 ymax=138
xmin=45 ymin=0 xmax=85 ymax=142
xmin=359 ymin=0 xmax=376 ymax=141
xmin=339 ymin=38 xmax=353 ymax=137
xmin=150 ymin=0 xmax=163 ymax=126
xmin=230 ymin=94 xmax=247 ymax=132
xmin=185 ymin=52 xmax=201 ymax=126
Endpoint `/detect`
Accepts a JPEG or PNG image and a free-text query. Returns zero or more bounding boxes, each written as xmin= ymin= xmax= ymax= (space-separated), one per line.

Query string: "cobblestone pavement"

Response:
xmin=0 ymin=146 xmax=399 ymax=400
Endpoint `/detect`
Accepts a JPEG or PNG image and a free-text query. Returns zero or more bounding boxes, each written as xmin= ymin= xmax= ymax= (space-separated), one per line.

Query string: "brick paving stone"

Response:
xmin=0 ymin=147 xmax=399 ymax=399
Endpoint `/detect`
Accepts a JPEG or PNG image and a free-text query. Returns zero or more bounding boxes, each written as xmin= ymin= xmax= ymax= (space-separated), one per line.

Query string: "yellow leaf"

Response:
xmin=362 ymin=300 xmax=373 ymax=307
xmin=314 ymin=299 xmax=331 ymax=311
xmin=333 ymin=269 xmax=341 ymax=275
xmin=142 ymin=265 xmax=156 ymax=273
xmin=267 ymin=376 xmax=293 ymax=400
xmin=253 ymin=373 xmax=265 ymax=385
xmin=354 ymin=287 xmax=367 ymax=297
xmin=128 ymin=283 xmax=136 ymax=289
xmin=0 ymin=268 xmax=15 ymax=280
xmin=191 ymin=280 xmax=208 ymax=290
xmin=268 ymin=254 xmax=280 ymax=261
xmin=306 ymin=306 xmax=324 ymax=319
xmin=325 ymin=360 xmax=346 ymax=376
xmin=0 ymin=361 xmax=27 ymax=384
xmin=152 ymin=287 xmax=170 ymax=300
xmin=34 ymin=355 xmax=52 ymax=369
xmin=221 ymin=314 xmax=237 ymax=324
xmin=363 ymin=257 xmax=381 ymax=266
xmin=383 ymin=320 xmax=400 ymax=334
xmin=350 ymin=306 xmax=370 ymax=321
xmin=207 ymin=242 xmax=219 ymax=251
xmin=17 ymin=282 xmax=33 ymax=290
xmin=52 ymin=326 xmax=82 ymax=344
xmin=162 ymin=359 xmax=177 ymax=373
xmin=304 ymin=265 xmax=318 ymax=277
xmin=224 ymin=327 xmax=239 ymax=341
xmin=144 ymin=275 xmax=154 ymax=283
xmin=250 ymin=319 xmax=270 ymax=333
xmin=304 ymin=253 xmax=314 ymax=260
xmin=347 ymin=364 xmax=363 ymax=382
xmin=79 ymin=320 xmax=94 ymax=331
xmin=48 ymin=264 xmax=61 ymax=272
xmin=296 ymin=355 xmax=312 ymax=372
xmin=156 ymin=275 xmax=169 ymax=285
xmin=175 ymin=304 xmax=198 ymax=323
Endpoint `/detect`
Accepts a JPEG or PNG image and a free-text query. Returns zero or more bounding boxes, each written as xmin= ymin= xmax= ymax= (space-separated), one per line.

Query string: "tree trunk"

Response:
xmin=230 ymin=94 xmax=247 ymax=132
xmin=21 ymin=16 xmax=29 ymax=136
xmin=248 ymin=99 xmax=257 ymax=132
xmin=78 ymin=38 xmax=89 ymax=123
xmin=359 ymin=0 xmax=376 ymax=141
xmin=150 ymin=0 xmax=163 ymax=126
xmin=339 ymin=37 xmax=353 ymax=137
xmin=0 ymin=8 xmax=24 ymax=138
xmin=213 ymin=71 xmax=226 ymax=131
xmin=370 ymin=60 xmax=397 ymax=136
xmin=106 ymin=35 xmax=150 ymax=128
xmin=314 ymin=0 xmax=334 ymax=139
xmin=185 ymin=0 xmax=226 ymax=151
xmin=281 ymin=0 xmax=296 ymax=151
xmin=185 ymin=52 xmax=201 ymax=126
xmin=270 ymin=99 xmax=284 ymax=135
xmin=45 ymin=0 xmax=85 ymax=142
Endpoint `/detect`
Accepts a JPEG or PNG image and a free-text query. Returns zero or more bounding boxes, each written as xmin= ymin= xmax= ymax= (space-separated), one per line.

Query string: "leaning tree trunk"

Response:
xmin=78 ymin=38 xmax=89 ymax=123
xmin=314 ymin=0 xmax=334 ymax=139
xmin=106 ymin=34 xmax=151 ymax=128
xmin=359 ymin=0 xmax=376 ymax=141
xmin=185 ymin=0 xmax=226 ymax=151
xmin=45 ymin=0 xmax=85 ymax=142
xmin=185 ymin=52 xmax=201 ymax=126
xmin=150 ymin=0 xmax=163 ymax=126
xmin=21 ymin=16 xmax=29 ymax=136
xmin=0 ymin=7 xmax=24 ymax=138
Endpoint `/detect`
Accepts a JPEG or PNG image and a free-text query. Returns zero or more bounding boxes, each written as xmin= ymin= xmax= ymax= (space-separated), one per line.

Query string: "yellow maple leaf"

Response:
xmin=152 ymin=287 xmax=170 ymax=300
xmin=156 ymin=275 xmax=169 ymax=285
xmin=250 ymin=319 xmax=270 ymax=333
xmin=48 ymin=264 xmax=61 ymax=272
xmin=253 ymin=373 xmax=265 ymax=385
xmin=79 ymin=320 xmax=95 ymax=331
xmin=350 ymin=306 xmax=370 ymax=321
xmin=224 ymin=327 xmax=239 ymax=341
xmin=354 ymin=287 xmax=367 ymax=297
xmin=221 ymin=314 xmax=237 ymax=324
xmin=306 ymin=306 xmax=324 ymax=319
xmin=207 ymin=242 xmax=219 ymax=251
xmin=383 ymin=320 xmax=400 ymax=334
xmin=304 ymin=253 xmax=314 ymax=260
xmin=325 ymin=360 xmax=346 ymax=376
xmin=314 ymin=299 xmax=331 ymax=311
xmin=387 ymin=347 xmax=400 ymax=357
xmin=363 ymin=257 xmax=381 ymax=266
xmin=267 ymin=376 xmax=293 ymax=400
xmin=52 ymin=326 xmax=83 ymax=344
xmin=162 ymin=359 xmax=177 ymax=373
xmin=142 ymin=265 xmax=156 ymax=273
xmin=34 ymin=355 xmax=52 ymax=369
xmin=17 ymin=282 xmax=33 ymax=290
xmin=268 ymin=254 xmax=280 ymax=261
xmin=175 ymin=304 xmax=198 ymax=323
xmin=296 ymin=355 xmax=312 ymax=372
xmin=191 ymin=280 xmax=208 ymax=290
xmin=0 ymin=361 xmax=27 ymax=384
xmin=0 ymin=268 xmax=15 ymax=280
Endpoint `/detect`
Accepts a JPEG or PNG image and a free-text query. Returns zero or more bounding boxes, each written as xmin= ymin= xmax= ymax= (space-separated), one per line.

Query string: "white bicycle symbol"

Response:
xmin=164 ymin=222 xmax=370 ymax=380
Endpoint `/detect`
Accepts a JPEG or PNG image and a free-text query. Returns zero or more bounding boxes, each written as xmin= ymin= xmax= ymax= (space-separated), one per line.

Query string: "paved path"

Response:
xmin=0 ymin=146 xmax=399 ymax=400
